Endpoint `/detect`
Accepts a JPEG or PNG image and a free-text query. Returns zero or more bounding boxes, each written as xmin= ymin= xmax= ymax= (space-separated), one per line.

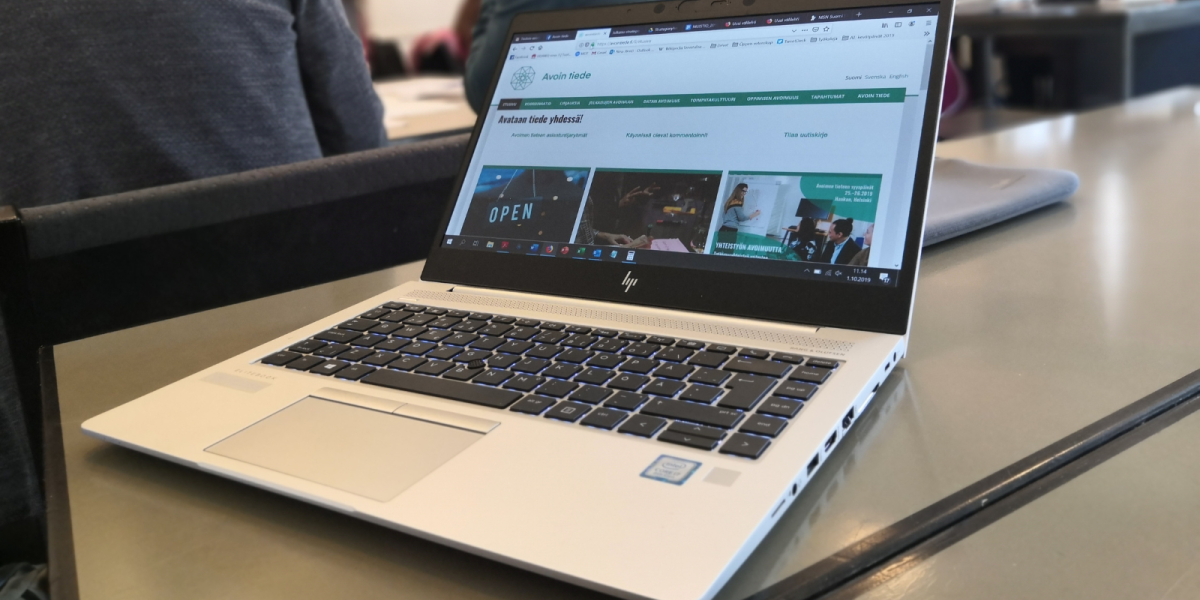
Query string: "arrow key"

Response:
xmin=719 ymin=433 xmax=771 ymax=459
xmin=658 ymin=430 xmax=719 ymax=451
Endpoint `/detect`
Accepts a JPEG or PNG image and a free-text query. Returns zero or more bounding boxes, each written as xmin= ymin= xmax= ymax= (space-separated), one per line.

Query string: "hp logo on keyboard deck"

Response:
xmin=621 ymin=272 xmax=638 ymax=293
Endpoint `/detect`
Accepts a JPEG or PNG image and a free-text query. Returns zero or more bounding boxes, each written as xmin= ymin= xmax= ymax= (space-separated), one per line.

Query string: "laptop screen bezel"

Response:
xmin=421 ymin=0 xmax=953 ymax=336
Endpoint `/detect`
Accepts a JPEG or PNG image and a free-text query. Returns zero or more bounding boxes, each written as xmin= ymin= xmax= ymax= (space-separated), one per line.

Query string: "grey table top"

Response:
xmin=49 ymin=87 xmax=1200 ymax=600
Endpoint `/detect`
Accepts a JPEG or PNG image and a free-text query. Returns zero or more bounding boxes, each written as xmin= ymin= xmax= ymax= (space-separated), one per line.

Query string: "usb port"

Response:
xmin=825 ymin=431 xmax=838 ymax=452
xmin=842 ymin=407 xmax=855 ymax=429
xmin=807 ymin=455 xmax=820 ymax=475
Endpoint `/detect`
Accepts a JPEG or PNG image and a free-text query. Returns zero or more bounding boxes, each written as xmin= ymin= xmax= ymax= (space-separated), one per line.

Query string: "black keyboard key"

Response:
xmin=510 ymin=395 xmax=556 ymax=415
xmin=720 ymin=433 xmax=770 ymax=459
xmin=480 ymin=323 xmax=513 ymax=337
xmin=444 ymin=333 xmax=479 ymax=346
xmin=540 ymin=322 xmax=565 ymax=331
xmin=708 ymin=344 xmax=737 ymax=354
xmin=641 ymin=398 xmax=744 ymax=429
xmin=261 ymin=351 xmax=301 ymax=366
xmin=605 ymin=391 xmax=648 ymax=411
xmin=533 ymin=331 xmax=568 ymax=344
xmin=545 ymin=401 xmax=591 ymax=423
xmin=689 ymin=367 xmax=731 ymax=385
xmin=807 ymin=358 xmax=840 ymax=369
xmin=790 ymin=366 xmax=832 ymax=384
xmin=576 ymin=368 xmax=615 ymax=385
xmin=645 ymin=378 xmax=685 ymax=397
xmin=392 ymin=325 xmax=427 ymax=338
xmin=676 ymin=340 xmax=705 ymax=350
xmin=314 ymin=343 xmax=350 ymax=357
xmin=285 ymin=356 xmax=325 ymax=371
xmin=351 ymin=334 xmax=387 ymax=348
xmin=566 ymin=325 xmax=592 ymax=334
xmin=314 ymin=329 xmax=361 ymax=344
xmin=593 ymin=339 xmax=627 ymax=353
xmin=535 ymin=379 xmax=578 ymax=398
xmin=618 ymin=415 xmax=666 ymax=437
xmin=740 ymin=415 xmax=788 ymax=438
xmin=773 ymin=353 xmax=806 ymax=364
xmin=656 ymin=347 xmax=693 ymax=362
xmin=446 ymin=309 xmax=470 ymax=318
xmin=580 ymin=407 xmax=629 ymax=430
xmin=492 ymin=316 xmax=516 ymax=324
xmin=311 ymin=360 xmax=350 ymax=376
xmin=570 ymin=386 xmax=613 ymax=404
xmin=414 ymin=360 xmax=454 ymax=376
xmin=557 ymin=349 xmax=592 ymax=364
xmin=288 ymin=340 xmax=326 ymax=353
xmin=429 ymin=317 xmax=463 ymax=329
xmin=468 ymin=313 xmax=493 ymax=321
xmin=452 ymin=320 xmax=488 ymax=333
xmin=740 ymin=349 xmax=770 ymax=359
xmin=360 ymin=308 xmax=391 ymax=320
xmin=667 ymin=422 xmax=727 ymax=440
xmin=718 ymin=374 xmax=775 ymax=411
xmin=368 ymin=322 xmax=406 ymax=335
xmin=624 ymin=343 xmax=661 ymax=357
xmin=504 ymin=375 xmax=545 ymax=392
xmin=381 ymin=301 xmax=407 ymax=310
xmin=338 ymin=318 xmax=379 ymax=332
xmin=361 ymin=351 xmax=401 ymax=367
xmin=390 ymin=356 xmax=428 ymax=371
xmin=499 ymin=340 xmax=536 ymax=355
xmin=515 ymin=318 xmax=541 ymax=327
xmin=403 ymin=305 xmax=428 ymax=313
xmin=507 ymin=326 xmax=540 ymax=341
xmin=404 ymin=314 xmax=437 ymax=326
xmin=689 ymin=352 xmax=729 ymax=368
xmin=423 ymin=307 xmax=447 ymax=316
xmin=619 ymin=332 xmax=646 ymax=341
xmin=647 ymin=336 xmax=676 ymax=346
xmin=512 ymin=358 xmax=550 ymax=374
xmin=544 ymin=363 xmax=582 ymax=379
xmin=586 ymin=352 xmax=624 ymax=369
xmin=525 ymin=343 xmax=562 ymax=358
xmin=427 ymin=346 xmax=462 ymax=361
xmin=487 ymin=354 xmax=521 ymax=369
xmin=654 ymin=363 xmax=694 ymax=380
xmin=658 ymin=431 xmax=719 ymax=451
xmin=443 ymin=365 xmax=485 ymax=381
xmin=456 ymin=350 xmax=493 ymax=363
xmin=563 ymin=334 xmax=597 ymax=348
xmin=620 ymin=358 xmax=659 ymax=374
xmin=336 ymin=364 xmax=376 ymax=381
xmin=758 ymin=397 xmax=804 ymax=418
xmin=416 ymin=330 xmax=453 ymax=343
xmin=679 ymin=385 xmax=723 ymax=404
xmin=608 ymin=373 xmax=649 ymax=391
xmin=381 ymin=310 xmax=415 ymax=322
xmin=470 ymin=336 xmax=507 ymax=350
xmin=361 ymin=369 xmax=522 ymax=409
xmin=775 ymin=382 xmax=818 ymax=400
xmin=373 ymin=338 xmax=406 ymax=352
xmin=593 ymin=328 xmax=618 ymax=338
xmin=725 ymin=357 xmax=790 ymax=378
xmin=399 ymin=341 xmax=437 ymax=355
xmin=474 ymin=369 xmax=513 ymax=386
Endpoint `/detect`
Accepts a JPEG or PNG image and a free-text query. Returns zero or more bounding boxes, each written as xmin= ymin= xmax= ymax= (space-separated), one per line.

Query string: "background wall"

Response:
xmin=363 ymin=0 xmax=460 ymax=46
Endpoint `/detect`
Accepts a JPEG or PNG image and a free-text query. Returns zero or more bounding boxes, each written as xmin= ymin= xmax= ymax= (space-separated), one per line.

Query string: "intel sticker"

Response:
xmin=641 ymin=455 xmax=701 ymax=486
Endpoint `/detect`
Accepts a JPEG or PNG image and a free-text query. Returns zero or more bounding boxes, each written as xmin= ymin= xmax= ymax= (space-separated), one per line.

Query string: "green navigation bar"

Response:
xmin=512 ymin=88 xmax=905 ymax=110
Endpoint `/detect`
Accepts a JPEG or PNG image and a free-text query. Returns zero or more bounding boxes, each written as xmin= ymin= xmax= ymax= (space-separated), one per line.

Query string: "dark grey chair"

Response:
xmin=0 ymin=133 xmax=469 ymax=560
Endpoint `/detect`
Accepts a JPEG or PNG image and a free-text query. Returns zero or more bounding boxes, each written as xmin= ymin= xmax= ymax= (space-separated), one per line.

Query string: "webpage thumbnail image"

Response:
xmin=711 ymin=172 xmax=882 ymax=266
xmin=573 ymin=169 xmax=723 ymax=253
xmin=458 ymin=166 xmax=589 ymax=242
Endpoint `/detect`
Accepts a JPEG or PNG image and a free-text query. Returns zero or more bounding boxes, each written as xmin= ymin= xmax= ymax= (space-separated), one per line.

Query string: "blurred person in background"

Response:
xmin=0 ymin=0 xmax=386 ymax=209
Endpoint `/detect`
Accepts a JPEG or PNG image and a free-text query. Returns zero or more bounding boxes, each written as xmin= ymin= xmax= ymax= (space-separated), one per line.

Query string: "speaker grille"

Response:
xmin=405 ymin=290 xmax=854 ymax=356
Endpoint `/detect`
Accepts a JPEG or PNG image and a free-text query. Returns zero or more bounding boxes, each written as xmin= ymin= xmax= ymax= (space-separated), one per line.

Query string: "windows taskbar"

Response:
xmin=440 ymin=235 xmax=899 ymax=287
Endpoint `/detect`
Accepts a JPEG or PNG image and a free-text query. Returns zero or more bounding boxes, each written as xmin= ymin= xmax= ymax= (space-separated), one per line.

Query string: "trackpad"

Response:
xmin=206 ymin=397 xmax=482 ymax=502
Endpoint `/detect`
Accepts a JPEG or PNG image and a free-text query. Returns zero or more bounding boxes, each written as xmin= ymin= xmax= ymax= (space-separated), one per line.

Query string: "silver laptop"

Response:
xmin=84 ymin=1 xmax=952 ymax=598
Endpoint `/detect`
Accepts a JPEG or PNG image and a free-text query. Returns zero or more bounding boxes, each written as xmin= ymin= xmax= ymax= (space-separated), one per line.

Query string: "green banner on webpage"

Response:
xmin=513 ymin=88 xmax=905 ymax=110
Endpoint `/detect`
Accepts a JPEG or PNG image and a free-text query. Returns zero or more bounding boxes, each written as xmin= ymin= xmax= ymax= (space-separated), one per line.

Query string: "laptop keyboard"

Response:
xmin=257 ymin=302 xmax=842 ymax=460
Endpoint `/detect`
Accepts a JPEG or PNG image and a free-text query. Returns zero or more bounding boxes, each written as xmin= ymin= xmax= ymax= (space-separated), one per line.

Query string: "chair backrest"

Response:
xmin=0 ymin=133 xmax=469 ymax=531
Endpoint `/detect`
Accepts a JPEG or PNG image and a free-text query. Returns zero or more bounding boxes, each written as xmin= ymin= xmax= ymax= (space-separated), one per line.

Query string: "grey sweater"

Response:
xmin=0 ymin=0 xmax=386 ymax=208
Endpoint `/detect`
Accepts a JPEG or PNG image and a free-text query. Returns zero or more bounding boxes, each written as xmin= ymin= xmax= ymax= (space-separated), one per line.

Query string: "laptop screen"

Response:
xmin=439 ymin=2 xmax=940 ymax=288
